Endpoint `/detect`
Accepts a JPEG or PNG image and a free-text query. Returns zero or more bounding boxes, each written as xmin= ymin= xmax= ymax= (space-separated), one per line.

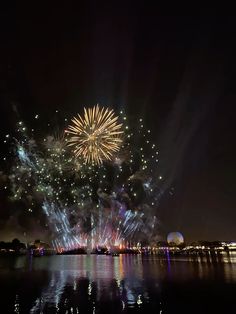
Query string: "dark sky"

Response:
xmin=0 ymin=5 xmax=236 ymax=242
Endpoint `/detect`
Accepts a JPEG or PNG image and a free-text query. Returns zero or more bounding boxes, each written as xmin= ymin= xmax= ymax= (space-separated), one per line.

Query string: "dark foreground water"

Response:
xmin=1 ymin=253 xmax=236 ymax=313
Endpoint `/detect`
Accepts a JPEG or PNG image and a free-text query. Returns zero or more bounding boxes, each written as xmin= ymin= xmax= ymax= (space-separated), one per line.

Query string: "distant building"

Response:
xmin=167 ymin=232 xmax=184 ymax=246
xmin=29 ymin=239 xmax=55 ymax=256
xmin=29 ymin=239 xmax=51 ymax=249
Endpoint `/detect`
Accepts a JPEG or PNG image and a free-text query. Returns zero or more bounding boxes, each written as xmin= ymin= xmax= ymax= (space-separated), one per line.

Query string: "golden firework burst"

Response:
xmin=66 ymin=105 xmax=123 ymax=164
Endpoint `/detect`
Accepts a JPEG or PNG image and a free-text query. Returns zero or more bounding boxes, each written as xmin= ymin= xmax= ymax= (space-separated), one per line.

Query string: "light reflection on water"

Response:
xmin=1 ymin=252 xmax=236 ymax=313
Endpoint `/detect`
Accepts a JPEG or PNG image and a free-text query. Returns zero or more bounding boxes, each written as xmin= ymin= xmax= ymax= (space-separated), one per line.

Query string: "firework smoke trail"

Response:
xmin=6 ymin=108 xmax=163 ymax=251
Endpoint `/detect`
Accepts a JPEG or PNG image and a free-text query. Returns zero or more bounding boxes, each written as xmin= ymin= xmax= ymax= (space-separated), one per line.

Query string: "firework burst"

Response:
xmin=66 ymin=105 xmax=123 ymax=164
xmin=3 ymin=107 xmax=165 ymax=251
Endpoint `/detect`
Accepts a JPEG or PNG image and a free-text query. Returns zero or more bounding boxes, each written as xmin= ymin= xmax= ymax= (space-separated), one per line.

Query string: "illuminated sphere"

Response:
xmin=167 ymin=232 xmax=184 ymax=245
xmin=66 ymin=105 xmax=123 ymax=165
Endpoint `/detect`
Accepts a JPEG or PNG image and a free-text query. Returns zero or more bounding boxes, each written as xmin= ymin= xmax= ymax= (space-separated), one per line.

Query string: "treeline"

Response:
xmin=0 ymin=238 xmax=26 ymax=253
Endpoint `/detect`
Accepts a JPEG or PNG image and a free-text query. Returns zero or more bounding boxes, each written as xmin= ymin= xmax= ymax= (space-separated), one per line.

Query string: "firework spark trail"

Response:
xmin=17 ymin=145 xmax=32 ymax=165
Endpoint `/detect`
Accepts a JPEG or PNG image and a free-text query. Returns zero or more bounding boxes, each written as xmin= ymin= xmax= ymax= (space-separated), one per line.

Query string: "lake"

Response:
xmin=1 ymin=252 xmax=236 ymax=313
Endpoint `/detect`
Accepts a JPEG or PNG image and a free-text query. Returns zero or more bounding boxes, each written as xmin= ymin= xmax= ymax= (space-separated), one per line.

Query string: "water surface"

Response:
xmin=1 ymin=252 xmax=236 ymax=313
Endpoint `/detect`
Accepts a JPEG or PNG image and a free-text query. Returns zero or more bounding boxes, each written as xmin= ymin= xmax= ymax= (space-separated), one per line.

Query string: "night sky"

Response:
xmin=0 ymin=5 xmax=235 ymax=242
